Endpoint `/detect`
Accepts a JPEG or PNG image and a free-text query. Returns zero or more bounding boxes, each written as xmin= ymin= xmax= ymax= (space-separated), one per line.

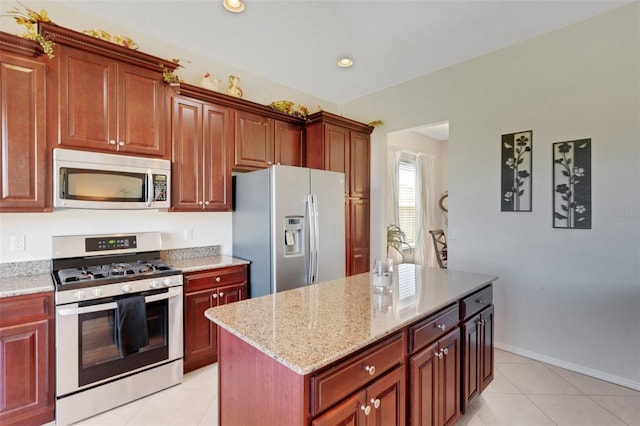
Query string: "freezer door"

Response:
xmin=310 ymin=169 xmax=346 ymax=282
xmin=271 ymin=165 xmax=311 ymax=293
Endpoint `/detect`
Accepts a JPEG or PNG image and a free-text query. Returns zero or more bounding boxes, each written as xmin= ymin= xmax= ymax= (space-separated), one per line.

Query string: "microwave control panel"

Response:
xmin=153 ymin=174 xmax=168 ymax=201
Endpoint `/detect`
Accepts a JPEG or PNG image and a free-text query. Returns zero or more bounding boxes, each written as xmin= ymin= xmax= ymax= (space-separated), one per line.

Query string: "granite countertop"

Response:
xmin=168 ymin=255 xmax=249 ymax=273
xmin=205 ymin=264 xmax=497 ymax=375
xmin=0 ymin=273 xmax=54 ymax=298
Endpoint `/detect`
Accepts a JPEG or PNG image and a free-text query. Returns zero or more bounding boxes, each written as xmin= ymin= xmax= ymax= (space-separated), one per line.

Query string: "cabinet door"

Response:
xmin=202 ymin=103 xmax=233 ymax=211
xmin=438 ymin=329 xmax=461 ymax=426
xmin=409 ymin=341 xmax=439 ymax=426
xmin=183 ymin=289 xmax=217 ymax=373
xmin=367 ymin=366 xmax=406 ymax=426
xmin=274 ymin=120 xmax=304 ymax=166
xmin=349 ymin=131 xmax=370 ymax=198
xmin=0 ymin=319 xmax=52 ymax=425
xmin=56 ymin=45 xmax=117 ymax=152
xmin=116 ymin=62 xmax=166 ymax=157
xmin=216 ymin=282 xmax=247 ymax=306
xmin=312 ymin=391 xmax=366 ymax=426
xmin=171 ymin=96 xmax=204 ymax=211
xmin=323 ymin=124 xmax=349 ymax=193
xmin=480 ymin=305 xmax=494 ymax=393
xmin=0 ymin=52 xmax=46 ymax=211
xmin=234 ymin=110 xmax=273 ymax=169
xmin=348 ymin=198 xmax=370 ymax=275
xmin=462 ymin=313 xmax=481 ymax=411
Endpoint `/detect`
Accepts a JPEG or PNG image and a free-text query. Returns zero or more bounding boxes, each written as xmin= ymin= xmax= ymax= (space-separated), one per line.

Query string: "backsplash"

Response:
xmin=161 ymin=245 xmax=220 ymax=261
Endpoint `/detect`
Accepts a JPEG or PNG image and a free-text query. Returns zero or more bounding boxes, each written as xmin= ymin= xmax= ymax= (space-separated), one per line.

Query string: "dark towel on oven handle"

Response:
xmin=114 ymin=295 xmax=149 ymax=357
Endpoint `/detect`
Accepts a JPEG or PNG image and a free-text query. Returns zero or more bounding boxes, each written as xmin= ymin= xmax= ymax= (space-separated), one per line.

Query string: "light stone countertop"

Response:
xmin=167 ymin=255 xmax=249 ymax=273
xmin=0 ymin=273 xmax=54 ymax=298
xmin=205 ymin=264 xmax=497 ymax=375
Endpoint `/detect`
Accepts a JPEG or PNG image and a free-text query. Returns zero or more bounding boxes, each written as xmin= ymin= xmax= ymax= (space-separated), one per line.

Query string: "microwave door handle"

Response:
xmin=146 ymin=170 xmax=153 ymax=207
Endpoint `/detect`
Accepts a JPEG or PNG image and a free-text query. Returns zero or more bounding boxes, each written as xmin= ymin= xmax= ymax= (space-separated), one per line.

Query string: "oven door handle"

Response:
xmin=57 ymin=290 xmax=180 ymax=316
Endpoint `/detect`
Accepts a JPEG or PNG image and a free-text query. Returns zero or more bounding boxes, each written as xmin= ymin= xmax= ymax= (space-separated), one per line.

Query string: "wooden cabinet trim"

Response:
xmin=409 ymin=303 xmax=459 ymax=354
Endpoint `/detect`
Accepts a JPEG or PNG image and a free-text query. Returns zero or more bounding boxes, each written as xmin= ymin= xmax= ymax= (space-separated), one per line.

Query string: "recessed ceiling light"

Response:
xmin=223 ymin=0 xmax=245 ymax=13
xmin=337 ymin=58 xmax=353 ymax=68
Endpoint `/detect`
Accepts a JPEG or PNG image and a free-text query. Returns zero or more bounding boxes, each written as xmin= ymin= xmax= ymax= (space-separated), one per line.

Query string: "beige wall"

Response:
xmin=341 ymin=3 xmax=640 ymax=387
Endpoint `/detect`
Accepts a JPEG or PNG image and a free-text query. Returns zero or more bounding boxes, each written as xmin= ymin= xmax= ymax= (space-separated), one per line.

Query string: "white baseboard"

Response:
xmin=495 ymin=341 xmax=640 ymax=391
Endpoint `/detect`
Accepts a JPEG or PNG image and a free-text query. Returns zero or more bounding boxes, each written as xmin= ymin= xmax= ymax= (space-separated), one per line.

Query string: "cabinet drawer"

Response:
xmin=461 ymin=285 xmax=493 ymax=320
xmin=184 ymin=265 xmax=247 ymax=293
xmin=311 ymin=331 xmax=405 ymax=416
xmin=409 ymin=304 xmax=459 ymax=354
xmin=0 ymin=292 xmax=53 ymax=326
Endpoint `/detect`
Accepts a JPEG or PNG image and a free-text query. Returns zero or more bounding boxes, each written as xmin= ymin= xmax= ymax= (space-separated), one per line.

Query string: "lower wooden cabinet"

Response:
xmin=183 ymin=265 xmax=247 ymax=372
xmin=0 ymin=292 xmax=54 ymax=426
xmin=462 ymin=304 xmax=494 ymax=411
xmin=410 ymin=328 xmax=461 ymax=426
xmin=312 ymin=366 xmax=406 ymax=426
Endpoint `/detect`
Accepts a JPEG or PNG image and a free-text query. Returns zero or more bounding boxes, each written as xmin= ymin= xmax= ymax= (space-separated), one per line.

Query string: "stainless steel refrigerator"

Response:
xmin=233 ymin=165 xmax=346 ymax=298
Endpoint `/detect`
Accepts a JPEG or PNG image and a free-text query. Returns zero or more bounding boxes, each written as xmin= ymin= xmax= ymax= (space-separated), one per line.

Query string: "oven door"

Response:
xmin=55 ymin=286 xmax=183 ymax=397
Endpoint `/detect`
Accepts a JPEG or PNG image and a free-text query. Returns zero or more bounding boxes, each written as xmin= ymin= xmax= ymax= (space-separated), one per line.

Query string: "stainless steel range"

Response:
xmin=52 ymin=232 xmax=183 ymax=426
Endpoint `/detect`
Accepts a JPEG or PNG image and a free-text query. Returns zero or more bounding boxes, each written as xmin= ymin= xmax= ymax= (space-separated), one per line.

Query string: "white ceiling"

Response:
xmin=53 ymin=0 xmax=630 ymax=104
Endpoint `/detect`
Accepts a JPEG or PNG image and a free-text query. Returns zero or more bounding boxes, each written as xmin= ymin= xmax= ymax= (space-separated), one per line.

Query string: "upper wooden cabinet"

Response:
xmin=234 ymin=111 xmax=304 ymax=171
xmin=170 ymin=92 xmax=233 ymax=212
xmin=0 ymin=34 xmax=47 ymax=212
xmin=41 ymin=23 xmax=177 ymax=159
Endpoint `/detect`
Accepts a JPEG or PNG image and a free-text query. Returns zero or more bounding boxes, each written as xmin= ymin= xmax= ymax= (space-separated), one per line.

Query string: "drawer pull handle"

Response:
xmin=477 ymin=299 xmax=487 ymax=304
xmin=371 ymin=398 xmax=380 ymax=409
xmin=435 ymin=350 xmax=443 ymax=359
xmin=360 ymin=404 xmax=371 ymax=415
xmin=216 ymin=277 xmax=221 ymax=282
xmin=442 ymin=347 xmax=449 ymax=356
xmin=436 ymin=324 xmax=446 ymax=330
xmin=364 ymin=365 xmax=376 ymax=375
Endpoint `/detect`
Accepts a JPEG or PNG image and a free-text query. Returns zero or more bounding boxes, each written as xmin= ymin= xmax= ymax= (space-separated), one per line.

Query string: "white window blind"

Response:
xmin=398 ymin=156 xmax=417 ymax=247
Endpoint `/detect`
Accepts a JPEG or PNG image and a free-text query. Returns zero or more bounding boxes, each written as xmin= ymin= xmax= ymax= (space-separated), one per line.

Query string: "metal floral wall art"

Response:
xmin=501 ymin=130 xmax=532 ymax=212
xmin=553 ymin=139 xmax=591 ymax=229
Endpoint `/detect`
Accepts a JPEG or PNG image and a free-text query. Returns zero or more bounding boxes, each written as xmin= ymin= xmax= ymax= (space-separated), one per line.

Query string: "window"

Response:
xmin=398 ymin=155 xmax=417 ymax=247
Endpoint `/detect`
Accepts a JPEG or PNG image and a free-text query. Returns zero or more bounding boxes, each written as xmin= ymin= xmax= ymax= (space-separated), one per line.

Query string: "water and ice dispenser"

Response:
xmin=283 ymin=216 xmax=304 ymax=257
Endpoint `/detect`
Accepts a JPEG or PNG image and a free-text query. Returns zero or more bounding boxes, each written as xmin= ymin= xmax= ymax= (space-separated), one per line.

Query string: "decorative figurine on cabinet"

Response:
xmin=227 ymin=75 xmax=243 ymax=98
xmin=200 ymin=73 xmax=220 ymax=91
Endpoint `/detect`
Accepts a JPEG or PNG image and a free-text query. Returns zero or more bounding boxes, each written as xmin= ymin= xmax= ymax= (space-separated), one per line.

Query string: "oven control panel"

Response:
xmin=85 ymin=235 xmax=137 ymax=252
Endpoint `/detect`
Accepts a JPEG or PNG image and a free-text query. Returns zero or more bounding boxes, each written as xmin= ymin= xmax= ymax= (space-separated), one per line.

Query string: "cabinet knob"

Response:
xmin=442 ymin=347 xmax=449 ymax=356
xmin=215 ymin=277 xmax=221 ymax=282
xmin=118 ymin=141 xmax=125 ymax=146
xmin=435 ymin=351 xmax=443 ymax=359
xmin=204 ymin=201 xmax=210 ymax=206
xmin=108 ymin=140 xmax=116 ymax=145
xmin=360 ymin=405 xmax=371 ymax=416
xmin=219 ymin=292 xmax=224 ymax=297
xmin=477 ymin=299 xmax=487 ymax=304
xmin=198 ymin=201 xmax=204 ymax=206
xmin=364 ymin=365 xmax=376 ymax=376
xmin=212 ymin=293 xmax=218 ymax=299
xmin=370 ymin=398 xmax=380 ymax=409
xmin=436 ymin=324 xmax=446 ymax=330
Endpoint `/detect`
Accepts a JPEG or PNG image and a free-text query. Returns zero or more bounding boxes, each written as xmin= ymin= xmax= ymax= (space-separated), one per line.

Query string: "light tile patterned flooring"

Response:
xmin=72 ymin=349 xmax=639 ymax=426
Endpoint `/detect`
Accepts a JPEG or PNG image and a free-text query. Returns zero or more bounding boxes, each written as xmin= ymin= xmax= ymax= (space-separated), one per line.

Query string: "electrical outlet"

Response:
xmin=10 ymin=235 xmax=25 ymax=251
xmin=183 ymin=228 xmax=194 ymax=241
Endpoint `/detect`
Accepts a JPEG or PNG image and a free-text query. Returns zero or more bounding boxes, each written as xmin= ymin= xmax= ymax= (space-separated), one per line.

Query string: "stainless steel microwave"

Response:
xmin=53 ymin=148 xmax=171 ymax=209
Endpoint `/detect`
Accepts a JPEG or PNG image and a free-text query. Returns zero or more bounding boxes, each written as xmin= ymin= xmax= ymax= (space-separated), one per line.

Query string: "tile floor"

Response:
xmin=71 ymin=349 xmax=639 ymax=426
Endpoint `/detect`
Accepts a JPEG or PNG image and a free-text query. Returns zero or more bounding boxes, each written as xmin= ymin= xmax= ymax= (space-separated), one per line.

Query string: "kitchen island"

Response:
xmin=205 ymin=264 xmax=497 ymax=425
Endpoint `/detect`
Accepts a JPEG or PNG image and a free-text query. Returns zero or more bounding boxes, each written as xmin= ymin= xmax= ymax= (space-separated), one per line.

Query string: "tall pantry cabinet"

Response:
xmin=306 ymin=111 xmax=373 ymax=276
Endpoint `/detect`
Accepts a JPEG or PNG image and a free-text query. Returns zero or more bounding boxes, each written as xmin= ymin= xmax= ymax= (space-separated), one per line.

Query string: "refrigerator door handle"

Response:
xmin=311 ymin=194 xmax=320 ymax=283
xmin=307 ymin=194 xmax=316 ymax=284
